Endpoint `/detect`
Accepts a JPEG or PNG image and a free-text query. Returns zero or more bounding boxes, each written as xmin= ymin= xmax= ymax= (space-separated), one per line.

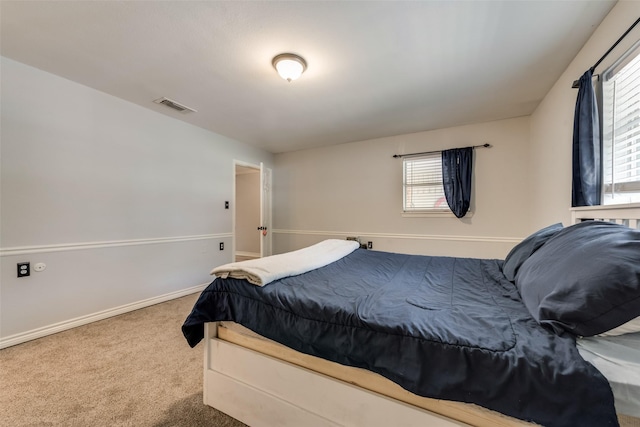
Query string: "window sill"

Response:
xmin=571 ymin=202 xmax=640 ymax=211
xmin=402 ymin=211 xmax=474 ymax=218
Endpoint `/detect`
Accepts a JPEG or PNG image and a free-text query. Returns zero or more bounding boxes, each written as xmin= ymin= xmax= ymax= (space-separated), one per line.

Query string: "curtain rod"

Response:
xmin=392 ymin=143 xmax=491 ymax=159
xmin=572 ymin=17 xmax=640 ymax=89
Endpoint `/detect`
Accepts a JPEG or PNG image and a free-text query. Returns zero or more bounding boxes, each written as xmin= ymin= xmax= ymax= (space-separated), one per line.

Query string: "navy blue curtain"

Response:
xmin=442 ymin=147 xmax=473 ymax=218
xmin=572 ymin=69 xmax=601 ymax=207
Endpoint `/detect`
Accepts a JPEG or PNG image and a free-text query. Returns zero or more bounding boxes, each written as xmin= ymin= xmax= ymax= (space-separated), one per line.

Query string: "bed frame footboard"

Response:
xmin=202 ymin=323 xmax=532 ymax=427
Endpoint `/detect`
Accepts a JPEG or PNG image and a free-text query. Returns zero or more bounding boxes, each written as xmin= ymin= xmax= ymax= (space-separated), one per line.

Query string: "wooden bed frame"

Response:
xmin=571 ymin=202 xmax=640 ymax=227
xmin=201 ymin=204 xmax=640 ymax=427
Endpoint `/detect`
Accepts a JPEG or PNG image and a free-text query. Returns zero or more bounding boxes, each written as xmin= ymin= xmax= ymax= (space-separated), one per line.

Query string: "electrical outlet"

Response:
xmin=220 ymin=242 xmax=224 ymax=250
xmin=17 ymin=262 xmax=30 ymax=278
xmin=367 ymin=241 xmax=373 ymax=249
xmin=225 ymin=201 xmax=229 ymax=209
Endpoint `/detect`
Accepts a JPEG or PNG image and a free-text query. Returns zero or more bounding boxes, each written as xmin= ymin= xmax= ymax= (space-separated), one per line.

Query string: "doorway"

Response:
xmin=234 ymin=163 xmax=261 ymax=262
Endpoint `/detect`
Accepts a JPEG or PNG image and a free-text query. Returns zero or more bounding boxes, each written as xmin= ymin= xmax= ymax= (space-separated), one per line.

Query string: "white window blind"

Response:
xmin=602 ymin=42 xmax=640 ymax=204
xmin=403 ymin=153 xmax=447 ymax=212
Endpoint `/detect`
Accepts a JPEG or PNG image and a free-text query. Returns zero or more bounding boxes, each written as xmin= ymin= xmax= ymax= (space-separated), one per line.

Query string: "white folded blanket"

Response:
xmin=211 ymin=239 xmax=360 ymax=286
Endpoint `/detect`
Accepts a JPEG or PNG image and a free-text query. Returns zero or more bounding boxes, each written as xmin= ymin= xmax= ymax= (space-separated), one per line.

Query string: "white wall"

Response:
xmin=235 ymin=170 xmax=261 ymax=256
xmin=0 ymin=57 xmax=273 ymax=347
xmin=529 ymin=1 xmax=640 ymax=229
xmin=273 ymin=116 xmax=531 ymax=259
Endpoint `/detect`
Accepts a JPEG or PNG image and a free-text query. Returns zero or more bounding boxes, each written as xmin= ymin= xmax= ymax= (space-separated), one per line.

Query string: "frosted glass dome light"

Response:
xmin=272 ymin=53 xmax=307 ymax=82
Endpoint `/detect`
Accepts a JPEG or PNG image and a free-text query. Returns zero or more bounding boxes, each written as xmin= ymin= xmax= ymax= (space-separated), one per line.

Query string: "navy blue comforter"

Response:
xmin=182 ymin=249 xmax=618 ymax=427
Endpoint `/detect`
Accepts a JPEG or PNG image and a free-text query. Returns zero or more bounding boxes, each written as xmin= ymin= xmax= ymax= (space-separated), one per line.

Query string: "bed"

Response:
xmin=183 ymin=204 xmax=640 ymax=427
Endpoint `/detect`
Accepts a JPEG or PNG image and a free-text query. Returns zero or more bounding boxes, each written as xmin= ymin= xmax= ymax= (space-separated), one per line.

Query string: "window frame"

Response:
xmin=401 ymin=152 xmax=472 ymax=218
xmin=599 ymin=39 xmax=640 ymax=206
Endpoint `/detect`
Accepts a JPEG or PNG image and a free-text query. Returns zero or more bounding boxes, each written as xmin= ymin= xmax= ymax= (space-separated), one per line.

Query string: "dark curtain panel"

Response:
xmin=442 ymin=147 xmax=473 ymax=218
xmin=572 ymin=69 xmax=601 ymax=207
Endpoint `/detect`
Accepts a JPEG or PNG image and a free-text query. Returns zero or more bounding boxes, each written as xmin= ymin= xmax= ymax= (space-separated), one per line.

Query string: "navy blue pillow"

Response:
xmin=502 ymin=223 xmax=563 ymax=282
xmin=515 ymin=221 xmax=640 ymax=336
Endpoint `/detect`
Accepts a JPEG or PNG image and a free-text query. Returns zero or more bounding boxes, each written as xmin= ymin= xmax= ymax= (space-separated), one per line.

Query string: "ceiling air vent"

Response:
xmin=153 ymin=97 xmax=197 ymax=114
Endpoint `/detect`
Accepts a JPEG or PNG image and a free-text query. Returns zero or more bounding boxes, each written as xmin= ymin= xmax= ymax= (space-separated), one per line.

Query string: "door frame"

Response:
xmin=259 ymin=163 xmax=273 ymax=257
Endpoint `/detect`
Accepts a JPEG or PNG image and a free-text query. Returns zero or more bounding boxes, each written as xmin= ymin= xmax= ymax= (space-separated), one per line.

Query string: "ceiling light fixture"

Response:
xmin=272 ymin=53 xmax=307 ymax=82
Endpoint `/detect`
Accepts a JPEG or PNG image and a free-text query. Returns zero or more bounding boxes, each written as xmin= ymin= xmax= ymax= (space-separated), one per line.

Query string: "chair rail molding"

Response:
xmin=272 ymin=229 xmax=521 ymax=244
xmin=0 ymin=233 xmax=233 ymax=257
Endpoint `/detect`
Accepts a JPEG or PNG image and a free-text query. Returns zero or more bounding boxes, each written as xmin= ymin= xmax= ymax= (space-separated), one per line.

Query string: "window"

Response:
xmin=601 ymin=41 xmax=640 ymax=204
xmin=402 ymin=152 xmax=448 ymax=212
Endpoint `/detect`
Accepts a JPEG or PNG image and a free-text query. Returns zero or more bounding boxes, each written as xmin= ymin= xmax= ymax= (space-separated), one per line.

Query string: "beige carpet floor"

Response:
xmin=0 ymin=293 xmax=246 ymax=427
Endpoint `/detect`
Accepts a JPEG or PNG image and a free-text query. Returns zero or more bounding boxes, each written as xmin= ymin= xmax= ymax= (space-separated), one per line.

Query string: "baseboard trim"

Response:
xmin=236 ymin=251 xmax=261 ymax=258
xmin=0 ymin=233 xmax=233 ymax=257
xmin=272 ymin=229 xmax=520 ymax=244
xmin=0 ymin=283 xmax=208 ymax=349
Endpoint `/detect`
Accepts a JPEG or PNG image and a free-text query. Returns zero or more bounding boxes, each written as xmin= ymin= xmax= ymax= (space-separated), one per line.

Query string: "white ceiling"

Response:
xmin=0 ymin=1 xmax=616 ymax=153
